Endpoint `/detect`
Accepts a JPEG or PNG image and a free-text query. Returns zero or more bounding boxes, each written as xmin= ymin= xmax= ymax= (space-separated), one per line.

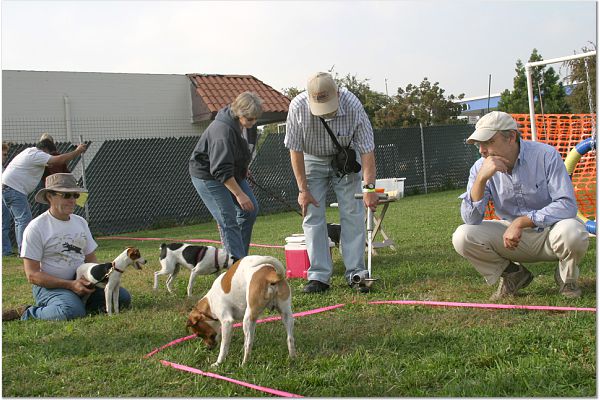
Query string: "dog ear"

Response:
xmin=187 ymin=308 xmax=205 ymax=325
xmin=127 ymin=247 xmax=141 ymax=259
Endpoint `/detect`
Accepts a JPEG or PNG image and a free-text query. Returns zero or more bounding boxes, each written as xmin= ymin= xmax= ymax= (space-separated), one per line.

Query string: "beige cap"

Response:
xmin=35 ymin=173 xmax=87 ymax=204
xmin=307 ymin=72 xmax=339 ymax=116
xmin=467 ymin=111 xmax=518 ymax=144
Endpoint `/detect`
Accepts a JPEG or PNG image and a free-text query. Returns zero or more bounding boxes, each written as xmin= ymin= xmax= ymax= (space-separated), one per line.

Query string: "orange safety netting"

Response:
xmin=483 ymin=114 xmax=596 ymax=221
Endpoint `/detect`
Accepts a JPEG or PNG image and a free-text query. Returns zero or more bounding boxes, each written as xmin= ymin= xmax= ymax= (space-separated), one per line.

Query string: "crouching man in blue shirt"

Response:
xmin=452 ymin=111 xmax=589 ymax=300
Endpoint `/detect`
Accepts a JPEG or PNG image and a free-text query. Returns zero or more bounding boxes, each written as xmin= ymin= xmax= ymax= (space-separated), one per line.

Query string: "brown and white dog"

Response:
xmin=76 ymin=247 xmax=146 ymax=315
xmin=186 ymin=255 xmax=295 ymax=367
xmin=154 ymin=243 xmax=236 ymax=297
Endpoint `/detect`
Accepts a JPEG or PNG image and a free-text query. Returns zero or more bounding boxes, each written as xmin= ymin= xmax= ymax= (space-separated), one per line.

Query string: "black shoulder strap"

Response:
xmin=319 ymin=117 xmax=344 ymax=152
xmin=319 ymin=117 xmax=358 ymax=151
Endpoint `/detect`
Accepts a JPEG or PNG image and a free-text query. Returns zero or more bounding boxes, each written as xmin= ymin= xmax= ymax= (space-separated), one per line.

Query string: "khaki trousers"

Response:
xmin=452 ymin=219 xmax=589 ymax=285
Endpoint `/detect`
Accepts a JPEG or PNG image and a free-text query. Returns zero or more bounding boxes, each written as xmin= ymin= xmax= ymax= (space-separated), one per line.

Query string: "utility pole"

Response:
xmin=487 ymin=74 xmax=492 ymax=113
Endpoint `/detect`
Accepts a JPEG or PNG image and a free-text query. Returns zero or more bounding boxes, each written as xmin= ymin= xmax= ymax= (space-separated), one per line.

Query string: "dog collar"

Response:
xmin=214 ymin=248 xmax=220 ymax=271
xmin=195 ymin=247 xmax=208 ymax=266
xmin=112 ymin=261 xmax=125 ymax=274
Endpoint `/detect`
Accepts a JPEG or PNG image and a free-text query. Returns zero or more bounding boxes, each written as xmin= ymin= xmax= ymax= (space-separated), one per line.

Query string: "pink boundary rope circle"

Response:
xmin=145 ymin=300 xmax=594 ymax=397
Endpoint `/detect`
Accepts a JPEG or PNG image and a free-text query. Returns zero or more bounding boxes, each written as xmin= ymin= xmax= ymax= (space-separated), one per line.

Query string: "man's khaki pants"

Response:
xmin=452 ymin=218 xmax=589 ymax=286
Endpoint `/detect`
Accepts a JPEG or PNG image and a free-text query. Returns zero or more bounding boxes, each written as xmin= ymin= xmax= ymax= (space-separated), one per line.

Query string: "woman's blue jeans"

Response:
xmin=21 ymin=285 xmax=132 ymax=321
xmin=191 ymin=176 xmax=258 ymax=260
xmin=2 ymin=185 xmax=32 ymax=255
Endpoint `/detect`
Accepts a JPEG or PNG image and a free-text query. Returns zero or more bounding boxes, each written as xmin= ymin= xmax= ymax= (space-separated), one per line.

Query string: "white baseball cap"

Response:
xmin=307 ymin=72 xmax=339 ymax=116
xmin=467 ymin=111 xmax=518 ymax=144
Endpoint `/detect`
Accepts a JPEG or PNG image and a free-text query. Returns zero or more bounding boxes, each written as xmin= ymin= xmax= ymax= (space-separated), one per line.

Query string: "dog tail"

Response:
xmin=159 ymin=243 xmax=167 ymax=260
xmin=254 ymin=256 xmax=285 ymax=281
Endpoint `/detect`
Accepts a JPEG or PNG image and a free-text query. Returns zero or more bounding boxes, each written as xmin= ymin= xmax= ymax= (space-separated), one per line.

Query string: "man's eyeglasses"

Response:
xmin=51 ymin=191 xmax=81 ymax=200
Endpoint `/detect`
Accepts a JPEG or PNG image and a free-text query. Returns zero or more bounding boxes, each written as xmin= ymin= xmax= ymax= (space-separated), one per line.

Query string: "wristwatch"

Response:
xmin=362 ymin=183 xmax=375 ymax=193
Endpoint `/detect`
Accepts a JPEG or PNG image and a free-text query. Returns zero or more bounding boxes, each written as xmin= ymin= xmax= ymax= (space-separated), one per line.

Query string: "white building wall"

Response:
xmin=2 ymin=70 xmax=209 ymax=173
xmin=2 ymin=70 xmax=206 ymax=144
xmin=3 ymin=70 xmax=192 ymax=119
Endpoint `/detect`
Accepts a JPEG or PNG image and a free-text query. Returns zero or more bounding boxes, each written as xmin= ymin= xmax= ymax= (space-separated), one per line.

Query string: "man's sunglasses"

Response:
xmin=51 ymin=191 xmax=81 ymax=200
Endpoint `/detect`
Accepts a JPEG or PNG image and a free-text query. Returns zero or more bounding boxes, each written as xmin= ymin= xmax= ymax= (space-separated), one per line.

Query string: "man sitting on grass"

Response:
xmin=2 ymin=173 xmax=131 ymax=321
xmin=452 ymin=111 xmax=589 ymax=300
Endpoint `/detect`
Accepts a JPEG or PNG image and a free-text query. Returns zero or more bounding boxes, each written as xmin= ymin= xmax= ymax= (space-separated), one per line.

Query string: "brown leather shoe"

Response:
xmin=2 ymin=305 xmax=29 ymax=321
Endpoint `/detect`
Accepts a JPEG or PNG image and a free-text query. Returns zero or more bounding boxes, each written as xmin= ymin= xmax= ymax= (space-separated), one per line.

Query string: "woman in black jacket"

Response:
xmin=189 ymin=92 xmax=263 ymax=260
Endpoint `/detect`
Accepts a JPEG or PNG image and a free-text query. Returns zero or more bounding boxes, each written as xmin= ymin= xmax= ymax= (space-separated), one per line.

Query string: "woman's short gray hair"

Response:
xmin=231 ymin=92 xmax=263 ymax=119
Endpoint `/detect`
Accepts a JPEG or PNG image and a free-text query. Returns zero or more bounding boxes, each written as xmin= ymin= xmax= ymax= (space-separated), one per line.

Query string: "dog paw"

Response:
xmin=210 ymin=362 xmax=221 ymax=368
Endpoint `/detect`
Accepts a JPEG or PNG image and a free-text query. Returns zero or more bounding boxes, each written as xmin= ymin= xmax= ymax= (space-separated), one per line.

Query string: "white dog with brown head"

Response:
xmin=186 ymin=255 xmax=295 ymax=367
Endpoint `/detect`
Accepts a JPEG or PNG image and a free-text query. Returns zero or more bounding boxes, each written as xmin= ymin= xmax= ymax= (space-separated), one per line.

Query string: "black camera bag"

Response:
xmin=319 ymin=117 xmax=361 ymax=178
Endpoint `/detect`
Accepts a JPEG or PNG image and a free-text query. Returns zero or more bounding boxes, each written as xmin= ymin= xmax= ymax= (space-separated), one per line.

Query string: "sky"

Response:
xmin=1 ymin=0 xmax=597 ymax=98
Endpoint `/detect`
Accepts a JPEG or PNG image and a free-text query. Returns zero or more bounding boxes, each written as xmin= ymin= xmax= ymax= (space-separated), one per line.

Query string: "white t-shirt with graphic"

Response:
xmin=21 ymin=211 xmax=98 ymax=280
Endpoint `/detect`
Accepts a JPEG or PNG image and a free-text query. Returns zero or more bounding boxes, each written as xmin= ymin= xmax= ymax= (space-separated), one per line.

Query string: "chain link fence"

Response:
xmin=3 ymin=119 xmax=477 ymax=236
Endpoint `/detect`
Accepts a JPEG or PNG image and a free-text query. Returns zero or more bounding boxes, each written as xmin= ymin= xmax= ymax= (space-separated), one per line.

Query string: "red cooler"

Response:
xmin=284 ymin=243 xmax=310 ymax=279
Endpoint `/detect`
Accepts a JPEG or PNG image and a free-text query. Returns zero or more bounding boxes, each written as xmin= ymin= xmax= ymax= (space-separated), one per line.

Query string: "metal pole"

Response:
xmin=366 ymin=207 xmax=373 ymax=277
xmin=526 ymin=50 xmax=596 ymax=68
xmin=64 ymin=96 xmax=73 ymax=143
xmin=487 ymin=74 xmax=492 ymax=113
xmin=525 ymin=65 xmax=537 ymax=141
xmin=419 ymin=123 xmax=428 ymax=194
xmin=354 ymin=192 xmax=388 ymax=282
xmin=524 ymin=50 xmax=596 ymax=142
xmin=79 ymin=135 xmax=90 ymax=221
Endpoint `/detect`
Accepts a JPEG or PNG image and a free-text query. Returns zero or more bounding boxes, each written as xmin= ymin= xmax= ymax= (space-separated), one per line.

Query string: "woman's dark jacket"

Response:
xmin=189 ymin=106 xmax=252 ymax=183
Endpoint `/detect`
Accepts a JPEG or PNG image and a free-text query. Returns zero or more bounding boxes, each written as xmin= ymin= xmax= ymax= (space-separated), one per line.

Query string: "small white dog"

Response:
xmin=76 ymin=247 xmax=146 ymax=315
xmin=154 ymin=243 xmax=236 ymax=297
xmin=186 ymin=255 xmax=295 ymax=367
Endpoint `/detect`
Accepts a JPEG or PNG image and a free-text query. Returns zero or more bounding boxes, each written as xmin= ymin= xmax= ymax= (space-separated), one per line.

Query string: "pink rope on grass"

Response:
xmin=160 ymin=360 xmax=303 ymax=398
xmin=144 ymin=303 xmax=346 ymax=359
xmin=146 ymin=300 xmax=593 ymax=396
xmin=143 ymin=334 xmax=197 ymax=359
xmin=146 ymin=306 xmax=345 ymax=397
xmin=369 ymin=300 xmax=596 ymax=313
xmin=97 ymin=235 xmax=284 ymax=249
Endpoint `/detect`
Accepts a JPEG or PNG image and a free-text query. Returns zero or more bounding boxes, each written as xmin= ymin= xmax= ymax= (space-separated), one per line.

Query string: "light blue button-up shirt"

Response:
xmin=459 ymin=139 xmax=578 ymax=229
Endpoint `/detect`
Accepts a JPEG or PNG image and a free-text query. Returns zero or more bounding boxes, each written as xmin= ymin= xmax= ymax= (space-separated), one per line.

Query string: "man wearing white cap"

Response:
xmin=285 ymin=72 xmax=379 ymax=293
xmin=452 ymin=111 xmax=589 ymax=299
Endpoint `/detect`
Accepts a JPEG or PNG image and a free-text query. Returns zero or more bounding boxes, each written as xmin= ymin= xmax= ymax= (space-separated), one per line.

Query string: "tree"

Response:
xmin=373 ymin=78 xmax=465 ymax=128
xmin=332 ymin=73 xmax=391 ymax=122
xmin=563 ymin=43 xmax=596 ymax=113
xmin=282 ymin=86 xmax=303 ymax=100
xmin=497 ymin=49 xmax=571 ymax=114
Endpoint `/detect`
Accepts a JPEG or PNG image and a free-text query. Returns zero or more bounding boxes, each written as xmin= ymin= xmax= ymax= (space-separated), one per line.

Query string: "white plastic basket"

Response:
xmin=375 ymin=178 xmax=406 ymax=199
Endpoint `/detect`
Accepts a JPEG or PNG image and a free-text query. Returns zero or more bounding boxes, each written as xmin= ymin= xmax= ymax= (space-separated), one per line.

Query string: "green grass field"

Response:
xmin=2 ymin=189 xmax=596 ymax=397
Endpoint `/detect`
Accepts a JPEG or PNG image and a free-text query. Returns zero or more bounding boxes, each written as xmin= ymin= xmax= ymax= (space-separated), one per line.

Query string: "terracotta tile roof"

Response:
xmin=187 ymin=74 xmax=290 ymax=114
